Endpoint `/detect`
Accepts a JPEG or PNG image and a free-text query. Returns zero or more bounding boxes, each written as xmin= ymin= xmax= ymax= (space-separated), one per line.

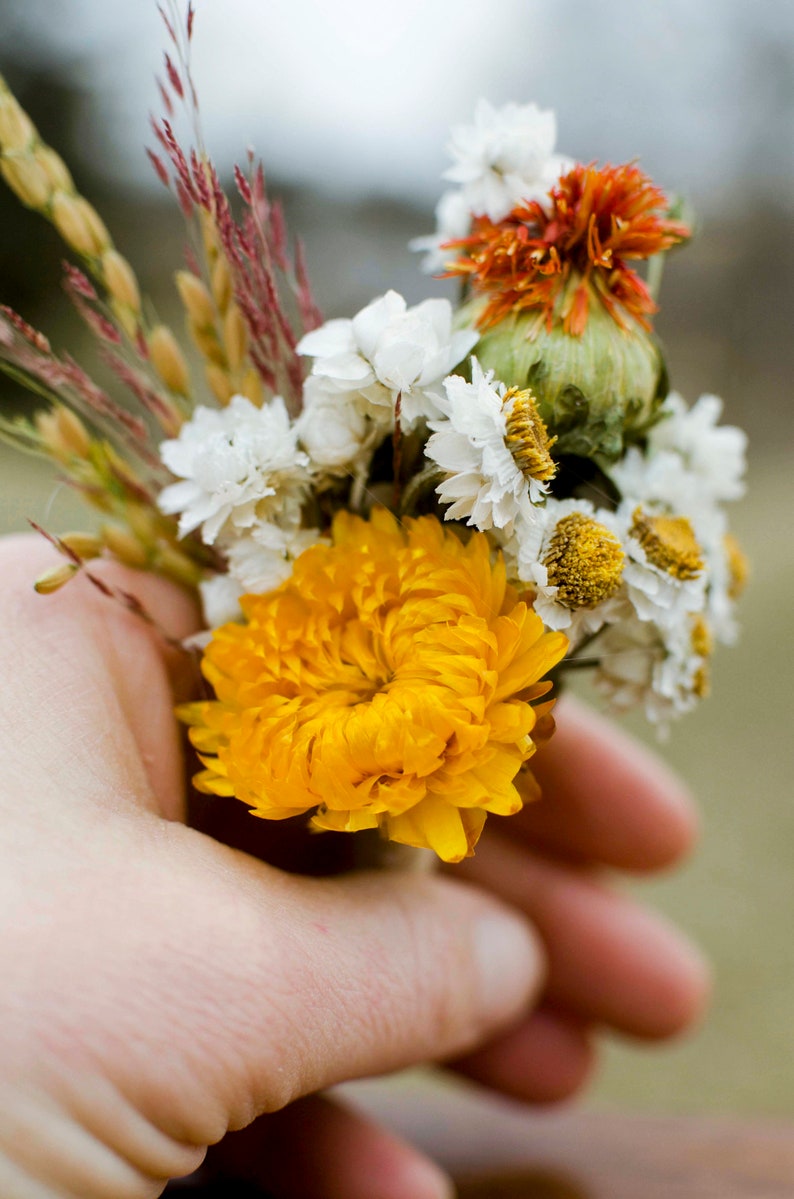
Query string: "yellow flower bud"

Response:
xmin=0 ymin=93 xmax=36 ymax=152
xmin=148 ymin=324 xmax=191 ymax=396
xmin=176 ymin=270 xmax=216 ymax=328
xmin=1 ymin=155 xmax=50 ymax=209
xmin=102 ymin=250 xmax=141 ymax=312
xmin=34 ymin=562 xmax=79 ymax=594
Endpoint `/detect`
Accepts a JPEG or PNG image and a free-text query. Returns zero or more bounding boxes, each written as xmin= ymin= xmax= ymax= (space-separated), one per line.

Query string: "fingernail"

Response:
xmin=474 ymin=911 xmax=544 ymax=1026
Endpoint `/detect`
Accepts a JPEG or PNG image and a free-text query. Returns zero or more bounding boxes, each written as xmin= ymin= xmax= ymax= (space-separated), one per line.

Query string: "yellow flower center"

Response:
xmin=690 ymin=614 xmax=713 ymax=659
xmin=502 ymin=386 xmax=557 ymax=484
xmin=630 ymin=507 xmax=703 ymax=580
xmin=724 ymin=532 xmax=749 ymax=600
xmin=542 ymin=511 xmax=624 ymax=608
xmin=180 ymin=509 xmax=568 ymax=863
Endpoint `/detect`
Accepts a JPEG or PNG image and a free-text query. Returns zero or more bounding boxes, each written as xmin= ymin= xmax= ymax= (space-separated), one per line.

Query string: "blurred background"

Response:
xmin=1 ymin=0 xmax=792 ymax=1117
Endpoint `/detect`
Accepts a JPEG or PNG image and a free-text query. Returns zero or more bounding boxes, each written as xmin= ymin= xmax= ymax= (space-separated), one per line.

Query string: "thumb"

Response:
xmin=122 ymin=825 xmax=545 ymax=1145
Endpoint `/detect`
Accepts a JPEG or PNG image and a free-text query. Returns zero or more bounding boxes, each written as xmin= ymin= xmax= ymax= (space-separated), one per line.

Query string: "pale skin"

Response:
xmin=0 ymin=536 xmax=709 ymax=1199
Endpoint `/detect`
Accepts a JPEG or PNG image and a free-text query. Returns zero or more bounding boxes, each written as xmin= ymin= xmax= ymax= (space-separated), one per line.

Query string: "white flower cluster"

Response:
xmin=157 ymin=291 xmax=477 ymax=628
xmin=421 ymin=364 xmax=747 ymax=730
xmin=412 ymin=99 xmax=573 ymax=272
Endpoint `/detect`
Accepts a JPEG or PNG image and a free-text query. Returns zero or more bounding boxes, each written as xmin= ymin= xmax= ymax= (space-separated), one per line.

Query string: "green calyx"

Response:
xmin=461 ymin=295 xmax=669 ymax=461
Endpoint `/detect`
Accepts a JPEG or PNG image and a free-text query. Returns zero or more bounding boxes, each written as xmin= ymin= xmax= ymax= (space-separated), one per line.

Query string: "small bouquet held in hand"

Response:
xmin=0 ymin=4 xmax=747 ymax=864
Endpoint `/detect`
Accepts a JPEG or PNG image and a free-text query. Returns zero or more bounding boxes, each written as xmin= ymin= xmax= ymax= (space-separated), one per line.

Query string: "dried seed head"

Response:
xmin=176 ymin=270 xmax=216 ymax=328
xmin=205 ymin=362 xmax=234 ymax=405
xmin=101 ymin=524 xmax=148 ymax=568
xmin=33 ymin=144 xmax=73 ymax=192
xmin=59 ymin=531 xmax=103 ymax=560
xmin=35 ymin=406 xmax=92 ymax=462
xmin=502 ymin=386 xmax=557 ymax=484
xmin=630 ymin=507 xmax=704 ymax=580
xmin=34 ymin=561 xmax=79 ymax=594
xmin=0 ymin=92 xmax=35 ymax=152
xmin=542 ymin=512 xmax=625 ymax=609
xmin=102 ymin=250 xmax=141 ymax=313
xmin=240 ymin=366 xmax=264 ymax=407
xmin=51 ymin=193 xmax=107 ymax=257
xmin=223 ymin=303 xmax=248 ymax=372
xmin=149 ymin=324 xmax=190 ymax=396
xmin=211 ymin=254 xmax=233 ymax=311
xmin=1 ymin=156 xmax=50 ymax=209
xmin=152 ymin=544 xmax=203 ymax=588
xmin=190 ymin=319 xmax=225 ymax=366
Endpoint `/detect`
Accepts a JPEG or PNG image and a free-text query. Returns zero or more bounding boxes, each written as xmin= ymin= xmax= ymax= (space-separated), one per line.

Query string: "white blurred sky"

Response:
xmin=6 ymin=0 xmax=794 ymax=209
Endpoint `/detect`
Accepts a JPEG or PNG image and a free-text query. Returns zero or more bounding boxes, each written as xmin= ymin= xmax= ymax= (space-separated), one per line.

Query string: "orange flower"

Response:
xmin=446 ymin=162 xmax=690 ymax=336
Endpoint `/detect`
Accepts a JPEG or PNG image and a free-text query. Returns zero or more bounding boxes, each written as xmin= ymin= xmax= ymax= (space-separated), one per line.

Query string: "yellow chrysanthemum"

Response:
xmin=181 ymin=509 xmax=568 ymax=862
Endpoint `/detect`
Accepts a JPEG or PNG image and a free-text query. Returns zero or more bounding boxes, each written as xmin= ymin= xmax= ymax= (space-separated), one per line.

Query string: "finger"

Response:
xmin=204 ymin=1093 xmax=454 ymax=1199
xmin=456 ymin=831 xmax=710 ymax=1039
xmin=0 ymin=534 xmax=199 ymax=821
xmin=512 ymin=695 xmax=699 ymax=871
xmin=80 ymin=826 xmax=545 ymax=1146
xmin=450 ymin=1005 xmax=596 ymax=1104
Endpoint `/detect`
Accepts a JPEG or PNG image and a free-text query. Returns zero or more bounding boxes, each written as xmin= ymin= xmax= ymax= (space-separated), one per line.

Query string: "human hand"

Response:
xmin=0 ymin=536 xmax=707 ymax=1199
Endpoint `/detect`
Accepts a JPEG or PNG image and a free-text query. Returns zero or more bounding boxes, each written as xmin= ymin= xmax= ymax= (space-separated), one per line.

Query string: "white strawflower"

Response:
xmin=297 ymin=290 xmax=478 ymax=430
xmin=158 ymin=394 xmax=310 ymax=545
xmin=610 ymin=392 xmax=747 ymax=513
xmin=200 ymin=524 xmax=324 ymax=629
xmin=594 ymin=612 xmax=711 ymax=733
xmin=619 ymin=501 xmax=708 ymax=630
xmin=427 ymin=359 xmax=554 ymax=534
xmin=410 ymin=189 xmax=472 ymax=274
xmin=444 ymin=99 xmax=572 ymax=223
xmin=505 ymin=498 xmax=628 ymax=646
xmin=295 ymin=375 xmax=381 ymax=476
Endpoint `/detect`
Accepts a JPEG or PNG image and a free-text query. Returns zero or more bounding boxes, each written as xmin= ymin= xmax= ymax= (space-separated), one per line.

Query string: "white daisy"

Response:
xmin=297 ymin=290 xmax=478 ymax=431
xmin=158 ymin=394 xmax=310 ymax=545
xmin=426 ymin=359 xmax=555 ymax=535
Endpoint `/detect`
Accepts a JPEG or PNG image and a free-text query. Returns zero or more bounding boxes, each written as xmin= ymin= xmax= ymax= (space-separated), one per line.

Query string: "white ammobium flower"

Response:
xmin=427 ymin=359 xmax=554 ymax=534
xmin=200 ymin=524 xmax=324 ymax=629
xmin=618 ymin=501 xmax=708 ymax=630
xmin=297 ymin=290 xmax=478 ymax=430
xmin=158 ymin=394 xmax=310 ymax=544
xmin=593 ymin=612 xmax=711 ymax=733
xmin=444 ymin=99 xmax=572 ymax=223
xmin=609 ymin=392 xmax=747 ymax=513
xmin=410 ymin=189 xmax=472 ymax=274
xmin=506 ymin=497 xmax=628 ymax=646
xmin=294 ymin=374 xmax=392 ymax=478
